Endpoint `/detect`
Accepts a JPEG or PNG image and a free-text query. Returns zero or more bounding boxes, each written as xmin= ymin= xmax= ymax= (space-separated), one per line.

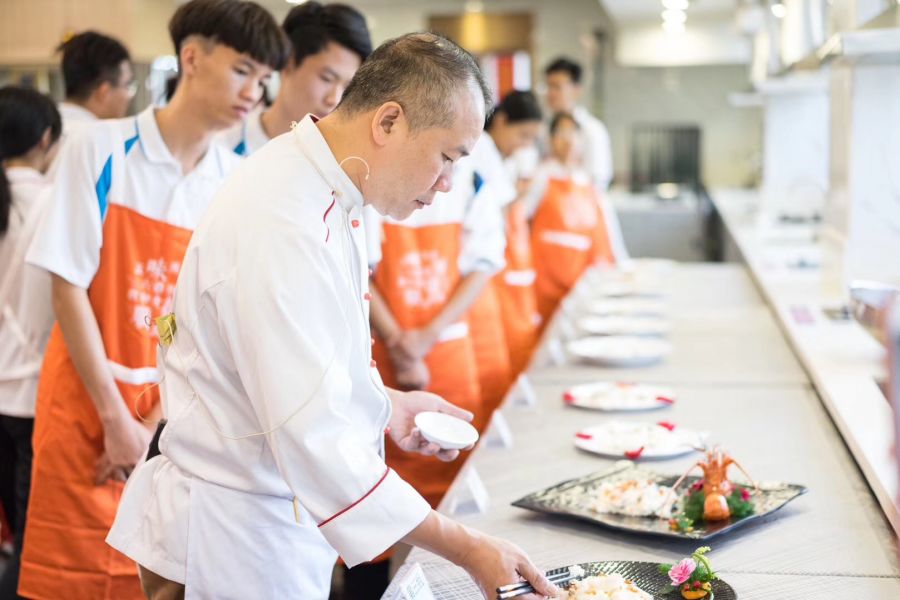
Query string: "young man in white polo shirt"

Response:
xmin=544 ymin=56 xmax=629 ymax=261
xmin=220 ymin=1 xmax=372 ymax=157
xmin=20 ymin=2 xmax=288 ymax=598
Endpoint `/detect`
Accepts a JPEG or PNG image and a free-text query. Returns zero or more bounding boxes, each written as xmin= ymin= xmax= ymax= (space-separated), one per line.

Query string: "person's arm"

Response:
xmin=369 ymin=283 xmax=431 ymax=390
xmin=403 ymin=511 xmax=559 ymax=599
xmin=51 ymin=275 xmax=151 ymax=483
xmin=391 ymin=270 xmax=491 ymax=362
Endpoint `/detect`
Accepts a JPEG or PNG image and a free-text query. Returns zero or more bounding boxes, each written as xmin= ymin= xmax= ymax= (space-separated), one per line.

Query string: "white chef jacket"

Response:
xmin=0 ymin=168 xmax=53 ymax=418
xmin=28 ymin=107 xmax=240 ymax=290
xmin=523 ymin=158 xmax=630 ymax=262
xmin=107 ymin=116 xmax=431 ymax=599
xmin=216 ymin=104 xmax=270 ymax=157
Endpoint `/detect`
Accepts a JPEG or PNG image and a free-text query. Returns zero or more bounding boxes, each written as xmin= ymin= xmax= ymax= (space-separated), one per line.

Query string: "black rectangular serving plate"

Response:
xmin=511 ymin=464 xmax=808 ymax=541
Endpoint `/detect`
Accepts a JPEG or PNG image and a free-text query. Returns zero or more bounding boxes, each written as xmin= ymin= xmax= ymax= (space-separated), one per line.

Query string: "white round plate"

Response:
xmin=587 ymin=298 xmax=669 ymax=317
xmin=590 ymin=280 xmax=664 ymax=298
xmin=577 ymin=316 xmax=670 ymax=337
xmin=414 ymin=411 xmax=479 ymax=450
xmin=573 ymin=421 xmax=701 ymax=460
xmin=567 ymin=336 xmax=672 ymax=367
xmin=563 ymin=382 xmax=676 ymax=412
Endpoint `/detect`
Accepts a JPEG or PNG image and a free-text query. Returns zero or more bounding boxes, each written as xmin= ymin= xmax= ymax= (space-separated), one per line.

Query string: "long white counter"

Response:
xmin=711 ymin=189 xmax=899 ymax=535
xmin=391 ymin=261 xmax=900 ymax=599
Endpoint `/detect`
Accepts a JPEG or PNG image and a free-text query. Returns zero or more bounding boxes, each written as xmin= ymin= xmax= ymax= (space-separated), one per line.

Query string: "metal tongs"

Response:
xmin=495 ymin=565 xmax=580 ymax=599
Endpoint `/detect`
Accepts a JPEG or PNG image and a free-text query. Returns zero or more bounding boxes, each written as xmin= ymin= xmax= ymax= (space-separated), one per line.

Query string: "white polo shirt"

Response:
xmin=216 ymin=104 xmax=271 ymax=157
xmin=108 ymin=116 xmax=431 ymax=598
xmin=573 ymin=105 xmax=614 ymax=191
xmin=0 ymin=168 xmax=54 ymax=418
xmin=28 ymin=106 xmax=240 ymax=288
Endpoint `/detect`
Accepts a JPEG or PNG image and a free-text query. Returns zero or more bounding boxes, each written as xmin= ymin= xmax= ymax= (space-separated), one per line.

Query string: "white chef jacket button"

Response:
xmin=363 ymin=292 xmax=371 ymax=301
xmin=370 ymin=359 xmax=377 ymax=368
xmin=351 ymin=219 xmax=360 ymax=228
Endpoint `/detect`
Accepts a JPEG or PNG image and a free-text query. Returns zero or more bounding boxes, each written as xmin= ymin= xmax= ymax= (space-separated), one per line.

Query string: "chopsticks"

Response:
xmin=496 ymin=566 xmax=577 ymax=599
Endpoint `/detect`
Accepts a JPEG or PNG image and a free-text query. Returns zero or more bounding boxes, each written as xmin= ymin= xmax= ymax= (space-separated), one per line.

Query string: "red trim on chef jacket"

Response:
xmin=318 ymin=467 xmax=392 ymax=528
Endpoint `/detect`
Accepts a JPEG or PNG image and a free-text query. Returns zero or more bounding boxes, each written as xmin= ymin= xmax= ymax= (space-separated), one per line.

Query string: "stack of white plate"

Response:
xmin=577 ymin=316 xmax=670 ymax=337
xmin=567 ymin=336 xmax=672 ymax=367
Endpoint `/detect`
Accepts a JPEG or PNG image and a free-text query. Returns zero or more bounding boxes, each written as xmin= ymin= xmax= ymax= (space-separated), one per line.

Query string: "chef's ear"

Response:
xmin=371 ymin=102 xmax=404 ymax=146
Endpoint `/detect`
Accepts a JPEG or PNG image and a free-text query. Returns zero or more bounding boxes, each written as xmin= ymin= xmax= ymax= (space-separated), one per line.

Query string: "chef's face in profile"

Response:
xmin=368 ymin=83 xmax=485 ymax=220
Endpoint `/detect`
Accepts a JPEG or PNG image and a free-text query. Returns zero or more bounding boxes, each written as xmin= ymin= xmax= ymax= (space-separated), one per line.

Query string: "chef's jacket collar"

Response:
xmin=294 ymin=114 xmax=364 ymax=213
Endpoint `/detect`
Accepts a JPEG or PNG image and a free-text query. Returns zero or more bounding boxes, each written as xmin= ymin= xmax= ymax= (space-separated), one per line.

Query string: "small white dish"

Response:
xmin=577 ymin=316 xmax=670 ymax=337
xmin=414 ymin=411 xmax=479 ymax=450
xmin=563 ymin=382 xmax=676 ymax=412
xmin=573 ymin=421 xmax=702 ymax=460
xmin=567 ymin=336 xmax=672 ymax=367
xmin=587 ymin=298 xmax=669 ymax=317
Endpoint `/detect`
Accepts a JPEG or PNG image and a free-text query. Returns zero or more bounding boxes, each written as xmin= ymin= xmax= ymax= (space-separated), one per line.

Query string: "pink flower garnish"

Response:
xmin=657 ymin=421 xmax=676 ymax=431
xmin=740 ymin=487 xmax=751 ymax=501
xmin=668 ymin=558 xmax=697 ymax=586
xmin=563 ymin=391 xmax=577 ymax=404
xmin=690 ymin=480 xmax=704 ymax=492
xmin=575 ymin=432 xmax=593 ymax=440
xmin=656 ymin=396 xmax=675 ymax=405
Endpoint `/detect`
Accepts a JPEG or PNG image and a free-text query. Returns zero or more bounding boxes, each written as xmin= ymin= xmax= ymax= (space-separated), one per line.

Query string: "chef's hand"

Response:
xmin=394 ymin=358 xmax=430 ymax=391
xmin=388 ymin=389 xmax=474 ymax=462
xmin=460 ymin=532 xmax=560 ymax=599
xmin=96 ymin=402 xmax=152 ymax=485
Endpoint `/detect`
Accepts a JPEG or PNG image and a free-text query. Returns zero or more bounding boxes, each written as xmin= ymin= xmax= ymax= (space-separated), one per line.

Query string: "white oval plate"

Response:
xmin=587 ymin=298 xmax=669 ymax=317
xmin=567 ymin=336 xmax=672 ymax=367
xmin=414 ymin=411 xmax=479 ymax=450
xmin=577 ymin=316 xmax=670 ymax=337
xmin=563 ymin=382 xmax=676 ymax=412
xmin=573 ymin=421 xmax=702 ymax=460
xmin=590 ymin=280 xmax=664 ymax=298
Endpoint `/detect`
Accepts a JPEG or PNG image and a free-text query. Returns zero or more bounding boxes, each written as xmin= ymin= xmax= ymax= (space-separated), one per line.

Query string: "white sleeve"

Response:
xmin=26 ymin=126 xmax=108 ymax=288
xmin=221 ymin=231 xmax=429 ymax=565
xmin=460 ymin=180 xmax=506 ymax=275
xmin=586 ymin=118 xmax=614 ymax=190
xmin=521 ymin=167 xmax=551 ymax=219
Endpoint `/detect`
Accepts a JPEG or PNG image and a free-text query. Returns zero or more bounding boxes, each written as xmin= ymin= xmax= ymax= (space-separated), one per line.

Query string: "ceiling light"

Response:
xmin=662 ymin=0 xmax=689 ymax=9
xmin=771 ymin=2 xmax=787 ymax=18
xmin=662 ymin=9 xmax=687 ymax=24
xmin=465 ymin=0 xmax=485 ymax=12
xmin=286 ymin=0 xmax=308 ymax=4
xmin=662 ymin=20 xmax=686 ymax=34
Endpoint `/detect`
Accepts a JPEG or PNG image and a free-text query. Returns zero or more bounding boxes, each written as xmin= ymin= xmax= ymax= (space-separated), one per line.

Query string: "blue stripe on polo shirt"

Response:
xmin=473 ymin=171 xmax=485 ymax=194
xmin=233 ymin=140 xmax=247 ymax=157
xmin=95 ymin=155 xmax=113 ymax=222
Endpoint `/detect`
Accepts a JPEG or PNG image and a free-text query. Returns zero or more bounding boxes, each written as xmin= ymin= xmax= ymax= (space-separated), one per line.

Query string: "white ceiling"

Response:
xmin=600 ymin=0 xmax=738 ymax=23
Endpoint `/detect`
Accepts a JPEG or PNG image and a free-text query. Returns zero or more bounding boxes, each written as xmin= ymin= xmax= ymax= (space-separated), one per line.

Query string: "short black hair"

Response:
xmin=169 ymin=0 xmax=289 ymax=71
xmin=486 ymin=89 xmax=542 ymax=130
xmin=57 ymin=31 xmax=130 ymax=101
xmin=545 ymin=57 xmax=583 ymax=85
xmin=338 ymin=33 xmax=492 ymax=131
xmin=283 ymin=2 xmax=372 ymax=66
xmin=549 ymin=111 xmax=579 ymax=135
xmin=0 ymin=86 xmax=62 ymax=235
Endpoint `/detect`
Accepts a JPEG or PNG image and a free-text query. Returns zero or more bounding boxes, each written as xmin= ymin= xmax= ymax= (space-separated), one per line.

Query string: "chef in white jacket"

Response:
xmin=108 ymin=33 xmax=557 ymax=600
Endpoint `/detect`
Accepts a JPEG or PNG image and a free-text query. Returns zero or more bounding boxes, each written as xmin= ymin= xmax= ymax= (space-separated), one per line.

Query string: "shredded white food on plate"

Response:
xmin=567 ymin=573 xmax=652 ymax=599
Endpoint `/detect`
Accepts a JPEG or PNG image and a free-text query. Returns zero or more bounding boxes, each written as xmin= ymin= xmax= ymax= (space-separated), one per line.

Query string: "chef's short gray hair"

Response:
xmin=336 ymin=32 xmax=492 ymax=131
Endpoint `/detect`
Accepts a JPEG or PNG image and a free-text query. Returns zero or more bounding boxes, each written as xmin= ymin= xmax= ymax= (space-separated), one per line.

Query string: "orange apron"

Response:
xmin=532 ymin=177 xmax=615 ymax=324
xmin=467 ymin=281 xmax=512 ymax=418
xmin=373 ymin=222 xmax=482 ymax=509
xmin=19 ymin=204 xmax=191 ymax=600
xmin=494 ymin=199 xmax=540 ymax=378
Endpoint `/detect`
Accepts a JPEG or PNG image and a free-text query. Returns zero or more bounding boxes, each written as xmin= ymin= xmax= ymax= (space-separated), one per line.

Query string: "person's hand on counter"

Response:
xmin=403 ymin=511 xmax=559 ymax=600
